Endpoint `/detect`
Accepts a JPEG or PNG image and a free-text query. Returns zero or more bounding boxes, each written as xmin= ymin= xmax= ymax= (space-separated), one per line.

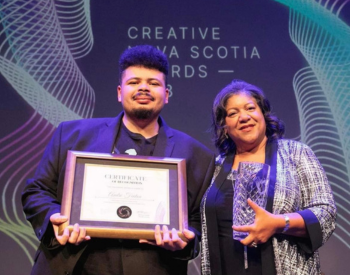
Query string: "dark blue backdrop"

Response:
xmin=0 ymin=1 xmax=349 ymax=274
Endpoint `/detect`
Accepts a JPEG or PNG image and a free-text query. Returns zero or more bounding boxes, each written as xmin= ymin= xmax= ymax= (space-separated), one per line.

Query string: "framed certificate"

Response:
xmin=59 ymin=151 xmax=188 ymax=240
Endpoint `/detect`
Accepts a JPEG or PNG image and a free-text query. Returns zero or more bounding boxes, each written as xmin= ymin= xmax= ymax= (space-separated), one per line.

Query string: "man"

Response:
xmin=22 ymin=45 xmax=215 ymax=275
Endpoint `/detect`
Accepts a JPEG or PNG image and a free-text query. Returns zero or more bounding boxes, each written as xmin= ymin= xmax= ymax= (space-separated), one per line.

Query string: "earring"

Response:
xmin=225 ymin=133 xmax=228 ymax=139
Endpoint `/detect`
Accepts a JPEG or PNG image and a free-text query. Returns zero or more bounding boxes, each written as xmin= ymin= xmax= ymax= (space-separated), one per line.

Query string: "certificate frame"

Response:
xmin=59 ymin=150 xmax=188 ymax=240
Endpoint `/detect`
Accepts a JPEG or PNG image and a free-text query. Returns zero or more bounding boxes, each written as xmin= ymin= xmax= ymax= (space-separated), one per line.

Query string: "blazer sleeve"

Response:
xmin=295 ymin=144 xmax=336 ymax=253
xmin=22 ymin=123 xmax=65 ymax=249
xmin=168 ymin=142 xmax=216 ymax=260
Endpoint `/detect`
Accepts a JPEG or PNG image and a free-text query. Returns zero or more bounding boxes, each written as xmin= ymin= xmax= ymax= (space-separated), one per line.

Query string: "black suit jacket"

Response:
xmin=22 ymin=113 xmax=215 ymax=275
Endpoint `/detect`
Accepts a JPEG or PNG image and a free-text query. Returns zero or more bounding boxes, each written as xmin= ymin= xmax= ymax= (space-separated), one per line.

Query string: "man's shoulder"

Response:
xmin=170 ymin=128 xmax=214 ymax=154
xmin=170 ymin=128 xmax=199 ymax=143
xmin=59 ymin=117 xmax=116 ymax=129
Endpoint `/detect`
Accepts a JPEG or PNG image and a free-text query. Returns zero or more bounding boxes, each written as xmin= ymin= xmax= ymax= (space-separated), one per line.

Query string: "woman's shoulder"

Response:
xmin=277 ymin=138 xmax=310 ymax=150
xmin=277 ymin=139 xmax=315 ymax=160
xmin=215 ymin=154 xmax=226 ymax=166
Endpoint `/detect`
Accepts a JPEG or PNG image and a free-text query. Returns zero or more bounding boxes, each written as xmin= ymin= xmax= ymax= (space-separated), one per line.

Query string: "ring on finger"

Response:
xmin=251 ymin=241 xmax=258 ymax=248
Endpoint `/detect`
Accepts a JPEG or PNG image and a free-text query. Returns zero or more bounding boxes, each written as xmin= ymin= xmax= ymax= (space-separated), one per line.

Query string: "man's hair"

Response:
xmin=212 ymin=79 xmax=285 ymax=156
xmin=118 ymin=45 xmax=169 ymax=84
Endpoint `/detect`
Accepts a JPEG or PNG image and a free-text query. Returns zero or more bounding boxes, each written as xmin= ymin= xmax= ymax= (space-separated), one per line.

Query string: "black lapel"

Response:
xmin=206 ymin=152 xmax=234 ymax=275
xmin=152 ymin=117 xmax=174 ymax=157
xmin=261 ymin=139 xmax=278 ymax=275
xmin=91 ymin=114 xmax=123 ymax=154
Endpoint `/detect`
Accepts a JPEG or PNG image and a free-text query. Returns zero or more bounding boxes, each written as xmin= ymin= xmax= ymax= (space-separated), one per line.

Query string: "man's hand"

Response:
xmin=50 ymin=213 xmax=91 ymax=245
xmin=139 ymin=225 xmax=195 ymax=251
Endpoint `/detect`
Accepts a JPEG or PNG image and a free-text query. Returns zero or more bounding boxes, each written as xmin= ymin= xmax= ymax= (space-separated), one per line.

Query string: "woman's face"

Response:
xmin=224 ymin=92 xmax=267 ymax=152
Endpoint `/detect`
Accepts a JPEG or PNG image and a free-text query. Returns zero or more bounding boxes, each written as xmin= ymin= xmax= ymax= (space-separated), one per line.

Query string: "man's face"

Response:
xmin=118 ymin=66 xmax=169 ymax=120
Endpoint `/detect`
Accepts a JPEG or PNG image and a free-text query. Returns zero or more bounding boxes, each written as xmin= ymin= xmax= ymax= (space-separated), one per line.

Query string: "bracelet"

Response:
xmin=282 ymin=215 xmax=290 ymax=233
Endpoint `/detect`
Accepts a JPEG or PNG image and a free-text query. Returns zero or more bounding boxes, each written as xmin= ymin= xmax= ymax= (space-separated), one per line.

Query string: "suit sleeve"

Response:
xmin=22 ymin=123 xmax=65 ymax=249
xmin=169 ymin=145 xmax=216 ymax=260
xmin=295 ymin=145 xmax=336 ymax=253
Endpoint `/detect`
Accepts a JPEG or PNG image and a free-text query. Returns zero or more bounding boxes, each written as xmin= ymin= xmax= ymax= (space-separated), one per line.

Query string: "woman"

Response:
xmin=200 ymin=80 xmax=336 ymax=275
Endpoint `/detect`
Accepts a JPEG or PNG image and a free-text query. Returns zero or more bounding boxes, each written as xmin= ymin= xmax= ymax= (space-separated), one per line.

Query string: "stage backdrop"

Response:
xmin=0 ymin=0 xmax=349 ymax=274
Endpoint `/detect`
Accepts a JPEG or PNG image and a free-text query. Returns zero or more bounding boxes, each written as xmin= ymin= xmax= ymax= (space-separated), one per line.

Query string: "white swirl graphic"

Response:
xmin=276 ymin=0 xmax=350 ymax=247
xmin=0 ymin=0 xmax=94 ymax=268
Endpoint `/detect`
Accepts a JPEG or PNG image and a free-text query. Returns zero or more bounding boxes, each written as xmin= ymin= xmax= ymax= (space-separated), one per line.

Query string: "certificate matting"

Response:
xmin=59 ymin=151 xmax=187 ymax=240
xmin=80 ymin=164 xmax=170 ymax=224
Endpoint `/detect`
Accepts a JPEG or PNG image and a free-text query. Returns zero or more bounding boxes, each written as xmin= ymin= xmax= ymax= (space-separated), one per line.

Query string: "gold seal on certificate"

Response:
xmin=59 ymin=151 xmax=188 ymax=240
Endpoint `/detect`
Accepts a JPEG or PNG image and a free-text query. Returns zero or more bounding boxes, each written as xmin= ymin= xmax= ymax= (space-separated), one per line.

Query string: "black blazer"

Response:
xmin=22 ymin=112 xmax=215 ymax=275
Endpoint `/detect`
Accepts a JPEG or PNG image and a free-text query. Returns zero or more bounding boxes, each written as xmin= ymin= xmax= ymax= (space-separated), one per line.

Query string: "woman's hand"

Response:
xmin=232 ymin=199 xmax=280 ymax=247
xmin=232 ymin=199 xmax=308 ymax=247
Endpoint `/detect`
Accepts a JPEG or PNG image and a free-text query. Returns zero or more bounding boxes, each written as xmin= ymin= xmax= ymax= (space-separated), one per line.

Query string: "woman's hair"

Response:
xmin=212 ymin=79 xmax=285 ymax=156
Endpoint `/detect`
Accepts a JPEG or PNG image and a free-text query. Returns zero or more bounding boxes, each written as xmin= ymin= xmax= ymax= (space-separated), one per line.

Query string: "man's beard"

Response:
xmin=132 ymin=108 xmax=154 ymax=120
